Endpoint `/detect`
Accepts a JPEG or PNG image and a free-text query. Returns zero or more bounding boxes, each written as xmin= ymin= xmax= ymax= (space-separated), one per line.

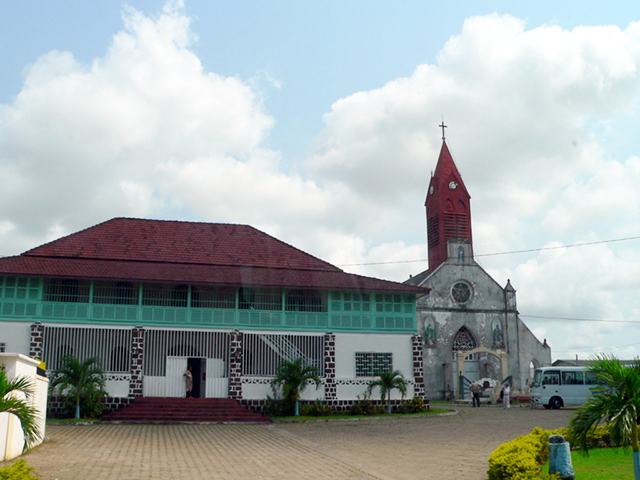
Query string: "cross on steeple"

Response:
xmin=439 ymin=121 xmax=447 ymax=141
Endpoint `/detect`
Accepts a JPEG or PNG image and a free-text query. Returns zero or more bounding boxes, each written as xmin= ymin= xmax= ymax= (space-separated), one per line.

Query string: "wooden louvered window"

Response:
xmin=427 ymin=215 xmax=439 ymax=248
xmin=443 ymin=200 xmax=469 ymax=239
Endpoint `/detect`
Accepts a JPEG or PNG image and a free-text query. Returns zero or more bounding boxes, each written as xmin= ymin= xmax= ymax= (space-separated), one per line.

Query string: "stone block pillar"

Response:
xmin=412 ymin=334 xmax=426 ymax=399
xmin=29 ymin=322 xmax=44 ymax=360
xmin=228 ymin=330 xmax=243 ymax=400
xmin=129 ymin=326 xmax=145 ymax=398
xmin=323 ymin=333 xmax=337 ymax=400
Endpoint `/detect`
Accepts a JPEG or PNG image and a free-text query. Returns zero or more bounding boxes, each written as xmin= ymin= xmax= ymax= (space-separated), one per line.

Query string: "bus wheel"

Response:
xmin=549 ymin=397 xmax=562 ymax=410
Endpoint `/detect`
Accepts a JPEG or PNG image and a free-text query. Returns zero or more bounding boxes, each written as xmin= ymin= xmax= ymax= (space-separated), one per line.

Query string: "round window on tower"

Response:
xmin=451 ymin=281 xmax=472 ymax=304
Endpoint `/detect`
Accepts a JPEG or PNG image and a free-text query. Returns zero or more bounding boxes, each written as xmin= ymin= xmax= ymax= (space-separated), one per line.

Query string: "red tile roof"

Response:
xmin=24 ymin=218 xmax=339 ymax=271
xmin=1 ymin=218 xmax=427 ymax=294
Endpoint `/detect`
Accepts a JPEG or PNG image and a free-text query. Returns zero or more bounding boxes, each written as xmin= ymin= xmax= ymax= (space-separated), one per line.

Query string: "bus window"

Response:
xmin=542 ymin=372 xmax=559 ymax=385
xmin=562 ymin=371 xmax=584 ymax=385
xmin=584 ymin=371 xmax=599 ymax=385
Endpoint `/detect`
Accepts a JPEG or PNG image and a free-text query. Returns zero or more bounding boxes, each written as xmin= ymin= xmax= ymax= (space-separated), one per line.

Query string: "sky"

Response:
xmin=2 ymin=1 xmax=640 ymax=361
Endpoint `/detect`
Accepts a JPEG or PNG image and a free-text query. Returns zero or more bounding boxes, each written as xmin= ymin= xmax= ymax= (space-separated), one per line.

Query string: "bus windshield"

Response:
xmin=531 ymin=370 xmax=542 ymax=388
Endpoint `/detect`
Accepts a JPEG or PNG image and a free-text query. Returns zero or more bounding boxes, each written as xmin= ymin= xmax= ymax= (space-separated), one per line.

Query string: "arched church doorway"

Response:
xmin=452 ymin=327 xmax=478 ymax=397
xmin=527 ymin=359 xmax=541 ymax=390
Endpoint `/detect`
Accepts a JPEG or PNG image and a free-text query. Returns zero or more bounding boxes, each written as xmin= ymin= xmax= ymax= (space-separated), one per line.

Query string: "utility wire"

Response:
xmin=553 ymin=340 xmax=640 ymax=354
xmin=337 ymin=234 xmax=640 ymax=267
xmin=521 ymin=314 xmax=640 ymax=324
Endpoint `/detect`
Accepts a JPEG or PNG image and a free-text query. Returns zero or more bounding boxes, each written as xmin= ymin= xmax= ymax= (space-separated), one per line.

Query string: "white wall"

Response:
xmin=243 ymin=333 xmax=416 ymax=401
xmin=0 ymin=322 xmax=32 ymax=355
xmin=0 ymin=353 xmax=48 ymax=461
xmin=242 ymin=378 xmax=325 ymax=400
xmin=335 ymin=333 xmax=414 ymax=379
xmin=334 ymin=333 xmax=415 ymax=401
xmin=104 ymin=380 xmax=130 ymax=398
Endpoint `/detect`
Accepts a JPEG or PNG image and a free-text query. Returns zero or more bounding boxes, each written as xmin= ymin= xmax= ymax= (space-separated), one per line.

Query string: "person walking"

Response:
xmin=470 ymin=381 xmax=481 ymax=407
xmin=502 ymin=382 xmax=510 ymax=409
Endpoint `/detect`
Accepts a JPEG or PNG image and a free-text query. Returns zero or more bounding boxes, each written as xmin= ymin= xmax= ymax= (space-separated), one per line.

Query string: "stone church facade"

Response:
xmin=407 ymin=139 xmax=551 ymax=400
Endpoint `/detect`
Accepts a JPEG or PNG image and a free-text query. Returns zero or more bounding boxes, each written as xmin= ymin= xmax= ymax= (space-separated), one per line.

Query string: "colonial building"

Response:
xmin=407 ymin=139 xmax=551 ymax=400
xmin=0 ymin=218 xmax=427 ymax=411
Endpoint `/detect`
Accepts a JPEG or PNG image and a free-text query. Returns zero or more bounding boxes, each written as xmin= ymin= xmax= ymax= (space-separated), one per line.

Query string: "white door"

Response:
xmin=143 ymin=357 xmax=188 ymax=397
xmin=206 ymin=358 xmax=228 ymax=398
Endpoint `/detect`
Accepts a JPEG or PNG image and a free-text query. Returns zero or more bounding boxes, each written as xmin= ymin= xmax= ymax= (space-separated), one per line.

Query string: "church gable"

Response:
xmin=417 ymin=262 xmax=507 ymax=312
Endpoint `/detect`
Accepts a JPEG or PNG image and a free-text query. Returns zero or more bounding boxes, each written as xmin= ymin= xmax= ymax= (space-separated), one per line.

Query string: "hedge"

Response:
xmin=487 ymin=424 xmax=640 ymax=480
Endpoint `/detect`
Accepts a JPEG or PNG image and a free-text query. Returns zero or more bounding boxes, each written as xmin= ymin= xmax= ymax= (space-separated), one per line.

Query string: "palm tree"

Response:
xmin=0 ymin=366 xmax=41 ymax=450
xmin=271 ymin=358 xmax=321 ymax=416
xmin=568 ymin=354 xmax=640 ymax=480
xmin=367 ymin=369 xmax=408 ymax=414
xmin=49 ymin=355 xmax=106 ymax=419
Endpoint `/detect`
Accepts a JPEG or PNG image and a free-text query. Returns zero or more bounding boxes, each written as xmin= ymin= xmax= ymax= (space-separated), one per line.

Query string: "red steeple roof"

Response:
xmin=425 ymin=141 xmax=473 ymax=271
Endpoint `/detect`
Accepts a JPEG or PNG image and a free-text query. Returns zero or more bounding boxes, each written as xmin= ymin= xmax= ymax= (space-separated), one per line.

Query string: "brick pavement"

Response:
xmin=11 ymin=406 xmax=573 ymax=480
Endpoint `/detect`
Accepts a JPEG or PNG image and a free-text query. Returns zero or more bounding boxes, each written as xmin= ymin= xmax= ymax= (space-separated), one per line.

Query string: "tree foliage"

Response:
xmin=0 ymin=366 xmax=41 ymax=450
xmin=569 ymin=354 xmax=640 ymax=480
xmin=367 ymin=369 xmax=407 ymax=414
xmin=49 ymin=355 xmax=106 ymax=419
xmin=270 ymin=358 xmax=321 ymax=416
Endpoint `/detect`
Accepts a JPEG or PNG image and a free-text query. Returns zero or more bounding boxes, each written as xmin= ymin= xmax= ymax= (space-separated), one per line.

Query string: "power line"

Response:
xmin=476 ymin=235 xmax=640 ymax=258
xmin=337 ymin=234 xmax=640 ymax=267
xmin=553 ymin=340 xmax=640 ymax=354
xmin=521 ymin=314 xmax=640 ymax=324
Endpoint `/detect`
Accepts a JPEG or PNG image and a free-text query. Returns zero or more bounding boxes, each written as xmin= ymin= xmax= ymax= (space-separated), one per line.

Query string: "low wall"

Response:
xmin=0 ymin=353 xmax=48 ymax=461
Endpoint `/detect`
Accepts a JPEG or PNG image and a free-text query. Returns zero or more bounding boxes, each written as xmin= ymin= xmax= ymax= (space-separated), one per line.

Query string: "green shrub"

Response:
xmin=0 ymin=459 xmax=39 ymax=480
xmin=348 ymin=394 xmax=375 ymax=415
xmin=59 ymin=383 xmax=107 ymax=419
xmin=300 ymin=399 xmax=335 ymax=417
xmin=263 ymin=395 xmax=294 ymax=417
xmin=488 ymin=423 xmax=640 ymax=480
xmin=345 ymin=393 xmax=386 ymax=416
xmin=397 ymin=396 xmax=427 ymax=414
xmin=564 ymin=423 xmax=616 ymax=449
xmin=487 ymin=427 xmax=564 ymax=480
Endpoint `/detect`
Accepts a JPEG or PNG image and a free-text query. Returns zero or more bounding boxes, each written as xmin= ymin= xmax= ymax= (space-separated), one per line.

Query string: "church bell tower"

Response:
xmin=425 ymin=129 xmax=473 ymax=271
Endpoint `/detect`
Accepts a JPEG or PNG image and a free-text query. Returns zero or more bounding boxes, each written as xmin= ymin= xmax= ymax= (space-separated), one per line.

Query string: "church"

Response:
xmin=406 ymin=136 xmax=551 ymax=400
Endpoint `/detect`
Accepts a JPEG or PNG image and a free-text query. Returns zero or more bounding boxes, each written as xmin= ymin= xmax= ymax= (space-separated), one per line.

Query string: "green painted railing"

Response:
xmin=0 ymin=277 xmax=416 ymax=333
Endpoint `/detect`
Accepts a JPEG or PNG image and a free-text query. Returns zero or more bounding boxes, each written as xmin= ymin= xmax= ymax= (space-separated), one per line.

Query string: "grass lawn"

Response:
xmin=273 ymin=407 xmax=453 ymax=422
xmin=543 ymin=448 xmax=634 ymax=480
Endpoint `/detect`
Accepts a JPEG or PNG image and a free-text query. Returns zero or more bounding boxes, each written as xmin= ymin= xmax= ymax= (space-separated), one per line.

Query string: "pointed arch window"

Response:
xmin=452 ymin=327 xmax=477 ymax=353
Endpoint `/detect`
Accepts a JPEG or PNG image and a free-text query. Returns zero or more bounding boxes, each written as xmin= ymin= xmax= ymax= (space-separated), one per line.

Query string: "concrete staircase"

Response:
xmin=102 ymin=397 xmax=270 ymax=424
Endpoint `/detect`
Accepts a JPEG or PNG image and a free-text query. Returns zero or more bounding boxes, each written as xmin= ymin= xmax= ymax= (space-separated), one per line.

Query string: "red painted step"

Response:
xmin=102 ymin=397 xmax=270 ymax=424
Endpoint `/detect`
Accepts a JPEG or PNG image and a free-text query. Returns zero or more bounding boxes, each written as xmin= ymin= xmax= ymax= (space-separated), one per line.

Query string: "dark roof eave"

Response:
xmin=0 ymin=257 xmax=428 ymax=295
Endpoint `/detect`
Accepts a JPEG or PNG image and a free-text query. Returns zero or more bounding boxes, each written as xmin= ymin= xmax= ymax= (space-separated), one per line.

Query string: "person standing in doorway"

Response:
xmin=502 ymin=382 xmax=510 ymax=409
xmin=470 ymin=381 xmax=481 ymax=407
xmin=184 ymin=366 xmax=193 ymax=398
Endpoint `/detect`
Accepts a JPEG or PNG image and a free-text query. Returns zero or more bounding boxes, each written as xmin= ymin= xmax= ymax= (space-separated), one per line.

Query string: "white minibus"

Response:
xmin=530 ymin=366 xmax=604 ymax=409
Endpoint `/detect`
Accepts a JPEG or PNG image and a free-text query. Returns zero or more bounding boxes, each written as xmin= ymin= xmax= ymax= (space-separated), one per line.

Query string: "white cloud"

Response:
xmin=0 ymin=2 xmax=274 ymax=245
xmin=2 ymin=7 xmax=640 ymax=359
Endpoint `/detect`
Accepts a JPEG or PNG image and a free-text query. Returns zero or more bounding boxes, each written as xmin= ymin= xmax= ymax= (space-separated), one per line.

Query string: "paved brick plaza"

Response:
xmin=17 ymin=406 xmax=572 ymax=480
